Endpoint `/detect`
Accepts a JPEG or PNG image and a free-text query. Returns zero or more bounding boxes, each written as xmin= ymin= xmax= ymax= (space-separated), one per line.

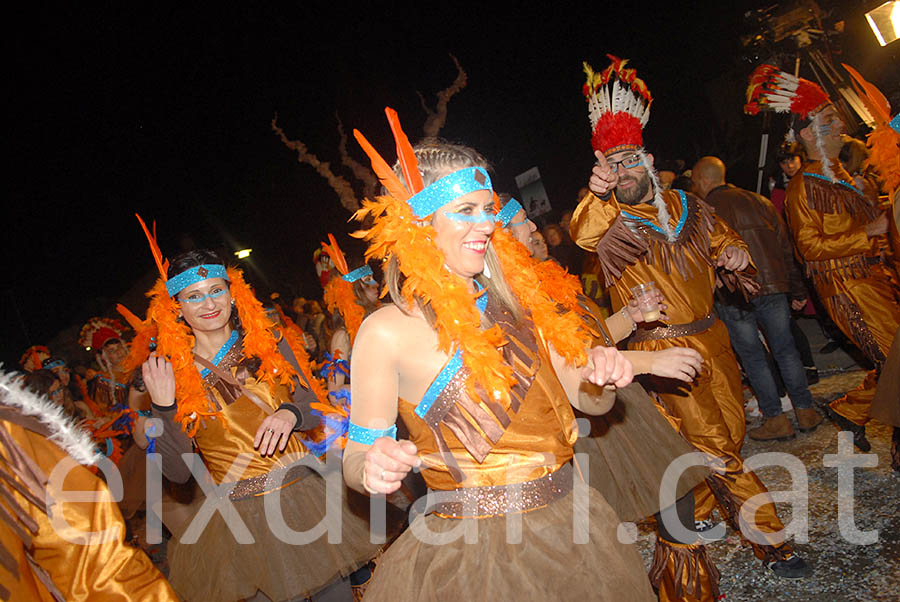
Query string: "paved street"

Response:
xmin=633 ymin=318 xmax=899 ymax=601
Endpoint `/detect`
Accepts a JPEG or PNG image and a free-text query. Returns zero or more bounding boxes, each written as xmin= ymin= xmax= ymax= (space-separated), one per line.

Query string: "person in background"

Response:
xmin=574 ymin=55 xmax=808 ymax=581
xmin=692 ymin=156 xmax=821 ymax=441
xmin=531 ymin=230 xmax=550 ymax=261
xmin=746 ymin=65 xmax=899 ymax=452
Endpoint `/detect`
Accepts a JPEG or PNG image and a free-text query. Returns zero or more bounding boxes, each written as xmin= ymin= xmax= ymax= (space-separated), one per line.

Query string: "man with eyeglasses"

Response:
xmin=570 ymin=56 xmax=810 ymax=585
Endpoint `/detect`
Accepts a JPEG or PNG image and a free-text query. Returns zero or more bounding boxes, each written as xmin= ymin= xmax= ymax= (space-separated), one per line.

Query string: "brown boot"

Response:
xmin=749 ymin=413 xmax=796 ymax=441
xmin=795 ymin=408 xmax=823 ymax=432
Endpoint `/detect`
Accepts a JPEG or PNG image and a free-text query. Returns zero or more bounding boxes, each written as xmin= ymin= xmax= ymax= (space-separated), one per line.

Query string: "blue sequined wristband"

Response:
xmin=348 ymin=422 xmax=398 ymax=445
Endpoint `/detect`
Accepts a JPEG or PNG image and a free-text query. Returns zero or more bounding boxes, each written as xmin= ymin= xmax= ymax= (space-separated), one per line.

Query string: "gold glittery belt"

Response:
xmin=630 ymin=311 xmax=717 ymax=343
xmin=225 ymin=463 xmax=314 ymax=501
xmin=429 ymin=462 xmax=573 ymax=519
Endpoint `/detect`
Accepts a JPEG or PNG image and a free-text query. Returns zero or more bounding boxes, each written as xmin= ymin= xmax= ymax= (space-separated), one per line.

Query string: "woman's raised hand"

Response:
xmin=141 ymin=353 xmax=176 ymax=408
xmin=363 ymin=438 xmax=420 ymax=495
xmin=582 ymin=346 xmax=633 ymax=389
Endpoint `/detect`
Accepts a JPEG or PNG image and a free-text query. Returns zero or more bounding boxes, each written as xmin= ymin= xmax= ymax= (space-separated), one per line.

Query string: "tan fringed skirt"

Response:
xmin=574 ymin=383 xmax=710 ymax=522
xmin=167 ymin=468 xmax=391 ymax=602
xmin=363 ymin=486 xmax=655 ymax=601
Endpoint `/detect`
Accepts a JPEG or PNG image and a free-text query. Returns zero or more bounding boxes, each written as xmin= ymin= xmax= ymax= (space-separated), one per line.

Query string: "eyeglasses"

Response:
xmin=606 ymin=154 xmax=643 ymax=173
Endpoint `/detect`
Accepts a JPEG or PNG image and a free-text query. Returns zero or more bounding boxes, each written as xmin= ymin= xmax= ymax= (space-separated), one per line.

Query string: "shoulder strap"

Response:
xmin=193 ymin=355 xmax=272 ymax=416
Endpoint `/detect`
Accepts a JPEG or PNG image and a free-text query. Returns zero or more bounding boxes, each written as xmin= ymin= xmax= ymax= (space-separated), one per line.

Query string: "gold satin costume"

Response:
xmin=363 ymin=295 xmax=655 ymax=601
xmin=0 ymin=408 xmax=176 ymax=601
xmin=784 ymin=160 xmax=900 ymax=425
xmin=571 ymin=188 xmax=794 ymax=566
xmin=153 ymin=336 xmax=383 ymax=602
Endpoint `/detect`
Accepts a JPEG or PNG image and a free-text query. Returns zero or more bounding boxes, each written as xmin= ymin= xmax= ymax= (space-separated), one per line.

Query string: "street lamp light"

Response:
xmin=234 ymin=249 xmax=252 ymax=259
xmin=866 ymin=1 xmax=900 ymax=46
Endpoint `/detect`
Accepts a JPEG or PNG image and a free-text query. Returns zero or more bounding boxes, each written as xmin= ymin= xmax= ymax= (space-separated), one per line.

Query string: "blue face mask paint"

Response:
xmin=180 ymin=288 xmax=228 ymax=304
xmin=817 ymin=122 xmax=833 ymax=136
xmin=442 ymin=208 xmax=495 ymax=223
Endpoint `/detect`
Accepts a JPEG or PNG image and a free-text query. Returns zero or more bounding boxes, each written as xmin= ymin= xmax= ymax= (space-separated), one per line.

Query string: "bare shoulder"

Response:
xmin=356 ymin=305 xmax=428 ymax=350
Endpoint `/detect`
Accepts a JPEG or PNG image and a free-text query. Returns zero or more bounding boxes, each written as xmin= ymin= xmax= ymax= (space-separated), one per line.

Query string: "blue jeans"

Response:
xmin=715 ymin=293 xmax=814 ymax=417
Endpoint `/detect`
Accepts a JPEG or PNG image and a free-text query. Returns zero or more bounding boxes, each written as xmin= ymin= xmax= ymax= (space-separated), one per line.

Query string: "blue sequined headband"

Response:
xmin=496 ymin=198 xmax=524 ymax=228
xmin=166 ymin=264 xmax=230 ymax=297
xmin=407 ymin=167 xmax=493 ymax=218
xmin=890 ymin=113 xmax=899 ymax=135
xmin=342 ymin=265 xmax=373 ymax=283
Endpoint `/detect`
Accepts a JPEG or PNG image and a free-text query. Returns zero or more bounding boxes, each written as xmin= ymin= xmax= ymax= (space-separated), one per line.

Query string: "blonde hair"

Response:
xmin=385 ymin=140 xmax=522 ymax=326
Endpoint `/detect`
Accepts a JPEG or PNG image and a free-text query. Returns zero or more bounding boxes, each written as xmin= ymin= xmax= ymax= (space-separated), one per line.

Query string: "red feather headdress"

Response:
xmin=583 ymin=55 xmax=653 ymax=155
xmin=744 ymin=64 xmax=831 ymax=119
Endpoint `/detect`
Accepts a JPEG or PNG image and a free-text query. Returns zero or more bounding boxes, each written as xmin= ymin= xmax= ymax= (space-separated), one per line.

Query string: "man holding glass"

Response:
xmin=570 ymin=56 xmax=809 ymax=580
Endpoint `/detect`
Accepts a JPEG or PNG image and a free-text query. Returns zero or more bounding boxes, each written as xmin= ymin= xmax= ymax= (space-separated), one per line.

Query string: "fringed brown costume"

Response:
xmin=362 ymin=294 xmax=655 ymax=601
xmin=784 ymin=160 xmax=900 ymax=426
xmin=0 ymin=395 xmax=176 ymax=601
xmin=572 ymin=188 xmax=797 ymax=575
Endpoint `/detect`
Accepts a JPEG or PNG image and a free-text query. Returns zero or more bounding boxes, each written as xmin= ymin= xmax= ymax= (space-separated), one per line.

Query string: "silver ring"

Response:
xmin=380 ymin=469 xmax=386 ymax=481
xmin=267 ymin=428 xmax=275 ymax=433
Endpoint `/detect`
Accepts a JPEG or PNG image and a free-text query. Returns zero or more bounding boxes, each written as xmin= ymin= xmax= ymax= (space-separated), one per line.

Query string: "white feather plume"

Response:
xmin=813 ymin=112 xmax=837 ymax=182
xmin=0 ymin=368 xmax=102 ymax=466
xmin=638 ymin=150 xmax=676 ymax=242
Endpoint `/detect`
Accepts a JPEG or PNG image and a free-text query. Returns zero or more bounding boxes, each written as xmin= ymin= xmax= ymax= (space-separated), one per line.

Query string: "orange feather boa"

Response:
xmin=323 ymin=277 xmax=365 ymax=343
xmin=491 ymin=227 xmax=592 ymax=365
xmin=354 ymin=193 xmax=516 ymax=404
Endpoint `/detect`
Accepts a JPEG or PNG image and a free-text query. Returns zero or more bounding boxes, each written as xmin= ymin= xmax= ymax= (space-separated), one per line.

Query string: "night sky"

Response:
xmin=6 ymin=2 xmax=898 ymax=366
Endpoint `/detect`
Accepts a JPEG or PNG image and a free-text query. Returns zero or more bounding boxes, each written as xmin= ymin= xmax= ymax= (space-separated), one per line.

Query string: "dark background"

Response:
xmin=5 ymin=1 xmax=898 ymax=367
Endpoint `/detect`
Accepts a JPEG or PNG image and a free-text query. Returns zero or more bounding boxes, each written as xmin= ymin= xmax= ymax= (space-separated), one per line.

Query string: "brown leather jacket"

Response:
xmin=705 ymin=184 xmax=806 ymax=299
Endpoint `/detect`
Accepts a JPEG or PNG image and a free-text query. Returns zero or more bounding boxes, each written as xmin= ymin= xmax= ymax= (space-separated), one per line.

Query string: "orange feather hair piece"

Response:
xmin=385 ymin=107 xmax=424 ymax=194
xmin=135 ymin=214 xmax=169 ymax=280
xmin=353 ymin=129 xmax=411 ymax=201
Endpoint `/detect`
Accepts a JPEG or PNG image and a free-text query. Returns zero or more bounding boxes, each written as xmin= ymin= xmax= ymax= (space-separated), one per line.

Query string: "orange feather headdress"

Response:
xmin=320 ymin=233 xmax=370 ymax=342
xmin=843 ymin=63 xmax=900 ymax=194
xmin=352 ymin=109 xmax=594 ymax=406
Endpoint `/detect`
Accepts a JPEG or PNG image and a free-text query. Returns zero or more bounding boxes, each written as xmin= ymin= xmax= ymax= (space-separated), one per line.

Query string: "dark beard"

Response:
xmin=615 ymin=171 xmax=652 ymax=205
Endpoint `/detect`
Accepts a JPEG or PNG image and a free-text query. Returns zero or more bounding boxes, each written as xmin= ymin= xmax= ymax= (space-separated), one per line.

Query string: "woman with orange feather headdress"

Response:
xmin=129 ymin=216 xmax=388 ymax=602
xmin=341 ymin=108 xmax=654 ymax=600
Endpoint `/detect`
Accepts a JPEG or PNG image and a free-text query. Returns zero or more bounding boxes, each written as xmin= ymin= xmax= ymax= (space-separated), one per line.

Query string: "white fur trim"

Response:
xmin=0 ymin=368 xmax=102 ymax=466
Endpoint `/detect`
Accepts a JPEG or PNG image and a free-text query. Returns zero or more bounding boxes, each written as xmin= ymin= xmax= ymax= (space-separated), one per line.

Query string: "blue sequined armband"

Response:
xmin=348 ymin=422 xmax=397 ymax=445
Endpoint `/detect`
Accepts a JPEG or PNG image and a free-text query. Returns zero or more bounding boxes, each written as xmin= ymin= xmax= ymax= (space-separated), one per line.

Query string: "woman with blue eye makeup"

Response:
xmin=136 ymin=247 xmax=384 ymax=602
xmin=342 ymin=114 xmax=655 ymax=601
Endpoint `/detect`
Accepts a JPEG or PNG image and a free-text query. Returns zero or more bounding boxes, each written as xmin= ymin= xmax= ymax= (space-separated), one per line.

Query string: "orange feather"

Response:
xmin=353 ymin=129 xmax=410 ymax=201
xmin=842 ymin=63 xmax=891 ymax=124
xmin=385 ymin=107 xmax=424 ymax=194
xmin=135 ymin=214 xmax=170 ymax=280
xmin=321 ymin=233 xmax=350 ymax=275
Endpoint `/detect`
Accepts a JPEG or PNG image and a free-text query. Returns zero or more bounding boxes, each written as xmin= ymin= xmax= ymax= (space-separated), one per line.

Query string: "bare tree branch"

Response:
xmin=421 ymin=54 xmax=468 ymax=138
xmin=272 ymin=114 xmax=360 ymax=212
xmin=336 ymin=112 xmax=378 ymax=198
